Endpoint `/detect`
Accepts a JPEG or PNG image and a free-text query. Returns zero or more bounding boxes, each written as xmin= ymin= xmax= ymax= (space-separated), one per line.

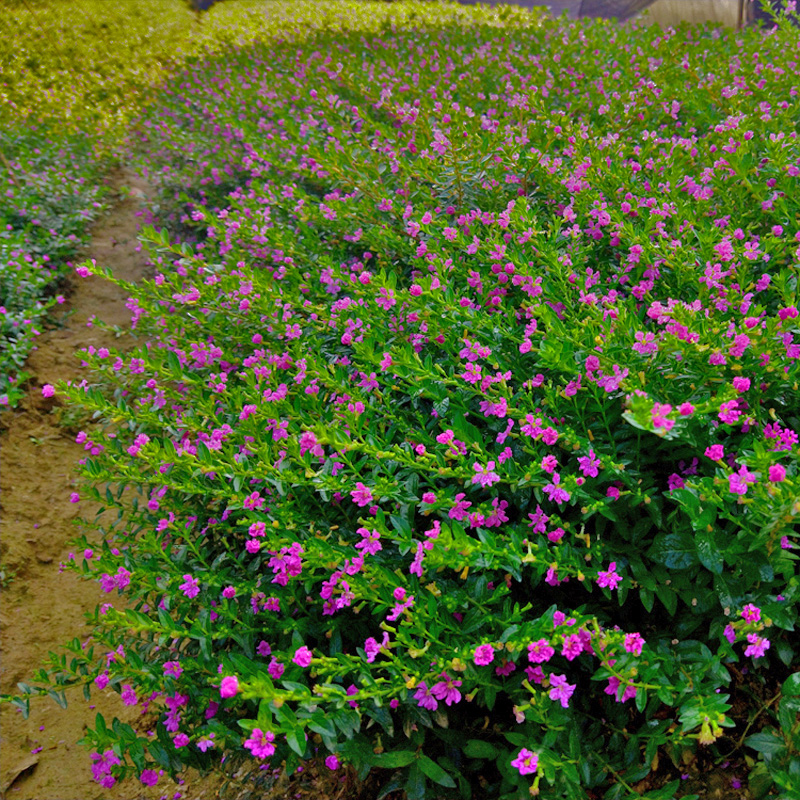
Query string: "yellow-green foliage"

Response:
xmin=0 ymin=0 xmax=542 ymax=139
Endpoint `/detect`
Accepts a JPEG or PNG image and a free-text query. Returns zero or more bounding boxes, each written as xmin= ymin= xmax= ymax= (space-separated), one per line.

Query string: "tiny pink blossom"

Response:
xmin=220 ymin=676 xmax=239 ymax=698
xmin=511 ymin=748 xmax=539 ymax=776
xmin=768 ymin=464 xmax=786 ymax=483
xmin=473 ymin=644 xmax=495 ymax=666
xmin=293 ymin=646 xmax=313 ymax=668
xmin=41 ymin=384 xmax=55 ymax=397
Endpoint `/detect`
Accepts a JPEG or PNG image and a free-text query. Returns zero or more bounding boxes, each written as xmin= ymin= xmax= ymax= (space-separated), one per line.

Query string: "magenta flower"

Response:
xmin=268 ymin=659 xmax=285 ymax=679
xmin=325 ymin=754 xmax=340 ymax=770
xmin=548 ymin=674 xmax=576 ymax=708
xmin=561 ymin=634 xmax=583 ymax=661
xmin=768 ymin=464 xmax=786 ymax=482
xmin=414 ymin=681 xmax=438 ymax=711
xmin=140 ymin=769 xmax=159 ymax=786
xmin=597 ymin=562 xmax=622 ymax=590
xmin=42 ymin=384 xmax=55 ymax=397
xmin=542 ymin=473 xmax=570 ymax=504
xmin=244 ymin=728 xmax=276 ymax=758
xmin=220 ymin=676 xmax=239 ymax=698
xmin=744 ymin=633 xmax=770 ymax=659
xmin=431 ymin=673 xmax=462 ymax=706
xmin=511 ymin=748 xmax=539 ymax=776
xmin=623 ymin=633 xmax=645 ymax=656
xmin=741 ymin=604 xmax=761 ymax=622
xmin=473 ymin=644 xmax=495 ymax=666
xmin=179 ymin=574 xmax=200 ymax=599
xmin=577 ymin=449 xmax=601 ymax=478
xmin=163 ymin=661 xmax=182 ymax=679
xmin=351 ymin=482 xmax=374 ymax=507
xmin=292 ymin=646 xmax=313 ymax=668
xmin=527 ymin=639 xmax=555 ymax=664
xmin=472 ymin=461 xmax=500 ymax=488
xmin=705 ymin=444 xmax=725 ymax=461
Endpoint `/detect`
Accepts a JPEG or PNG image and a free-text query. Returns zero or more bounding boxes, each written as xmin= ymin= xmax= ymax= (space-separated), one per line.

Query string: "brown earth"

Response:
xmin=0 ymin=168 xmax=223 ymax=800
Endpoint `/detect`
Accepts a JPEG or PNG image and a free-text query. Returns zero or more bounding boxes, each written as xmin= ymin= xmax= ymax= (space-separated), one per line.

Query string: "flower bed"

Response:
xmin=12 ymin=2 xmax=800 ymax=798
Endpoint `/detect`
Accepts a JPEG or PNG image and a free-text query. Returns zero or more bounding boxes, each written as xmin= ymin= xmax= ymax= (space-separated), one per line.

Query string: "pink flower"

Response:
xmin=741 ymin=604 xmax=761 ymax=622
xmin=623 ymin=633 xmax=645 ymax=656
xmin=325 ymin=755 xmax=340 ymax=770
xmin=768 ymin=464 xmax=786 ymax=483
xmin=723 ymin=624 xmax=736 ymax=644
xmin=473 ymin=644 xmax=495 ymax=666
xmin=472 ymin=461 xmax=500 ymax=488
xmin=414 ymin=681 xmax=438 ymax=711
xmin=561 ymin=633 xmax=583 ymax=661
xmin=244 ymin=728 xmax=276 ymax=759
xmin=744 ymin=633 xmax=770 ymax=659
xmin=511 ymin=748 xmax=539 ymax=776
xmin=597 ymin=562 xmax=622 ymax=590
xmin=431 ymin=673 xmax=462 ymax=706
xmin=577 ymin=449 xmax=601 ymax=478
xmin=268 ymin=659 xmax=285 ymax=680
xmin=163 ymin=661 xmax=182 ymax=679
xmin=292 ymin=646 xmax=313 ymax=668
xmin=220 ymin=676 xmax=239 ymax=698
xmin=41 ymin=384 xmax=55 ymax=397
xmin=140 ymin=769 xmax=158 ymax=786
xmin=179 ymin=574 xmax=200 ymax=599
xmin=705 ymin=445 xmax=725 ymax=461
xmin=351 ymin=482 xmax=374 ymax=507
xmin=422 ymin=492 xmax=436 ymax=503
xmin=527 ymin=639 xmax=555 ymax=664
xmin=732 ymin=377 xmax=751 ymax=392
xmin=548 ymin=674 xmax=576 ymax=708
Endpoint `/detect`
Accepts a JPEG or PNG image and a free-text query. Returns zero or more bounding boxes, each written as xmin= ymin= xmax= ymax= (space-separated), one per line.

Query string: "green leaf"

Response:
xmin=696 ymin=529 xmax=723 ymax=575
xmin=286 ymin=727 xmax=307 ymax=757
xmin=418 ymin=755 xmax=456 ymax=787
xmin=746 ymin=730 xmax=785 ymax=758
xmin=404 ymin=763 xmax=427 ymax=800
xmin=649 ymin=532 xmax=698 ymax=570
xmin=371 ymin=750 xmax=416 ymax=768
xmin=782 ymin=673 xmax=800 ymax=697
xmin=463 ymin=739 xmax=498 ymax=759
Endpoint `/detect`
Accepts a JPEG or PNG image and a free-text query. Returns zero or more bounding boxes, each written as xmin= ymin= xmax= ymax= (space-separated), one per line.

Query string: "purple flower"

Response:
xmin=414 ymin=681 xmax=438 ymax=711
xmin=473 ymin=644 xmax=495 ymax=666
xmin=293 ymin=646 xmax=313 ymax=668
xmin=542 ymin=473 xmax=571 ymax=504
xmin=325 ymin=754 xmax=340 ymax=770
xmin=179 ymin=574 xmax=200 ymax=599
xmin=527 ymin=639 xmax=555 ymax=664
xmin=744 ymin=633 xmax=770 ymax=659
xmin=244 ymin=728 xmax=276 ymax=759
xmin=597 ymin=562 xmax=622 ymax=590
xmin=140 ymin=769 xmax=159 ymax=786
xmin=577 ymin=449 xmax=601 ymax=478
xmin=220 ymin=676 xmax=239 ymax=698
xmin=548 ymin=674 xmax=576 ymax=708
xmin=472 ymin=461 xmax=500 ymax=488
xmin=511 ymin=748 xmax=539 ymax=776
xmin=431 ymin=673 xmax=462 ymax=706
xmin=351 ymin=482 xmax=374 ymax=507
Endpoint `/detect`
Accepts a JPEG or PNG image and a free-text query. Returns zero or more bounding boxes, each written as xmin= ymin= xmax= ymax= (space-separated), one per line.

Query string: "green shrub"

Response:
xmin=10 ymin=3 xmax=800 ymax=799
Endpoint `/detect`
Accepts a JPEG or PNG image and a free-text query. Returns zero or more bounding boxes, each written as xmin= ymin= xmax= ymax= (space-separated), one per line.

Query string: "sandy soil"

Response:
xmin=0 ymin=168 xmax=222 ymax=800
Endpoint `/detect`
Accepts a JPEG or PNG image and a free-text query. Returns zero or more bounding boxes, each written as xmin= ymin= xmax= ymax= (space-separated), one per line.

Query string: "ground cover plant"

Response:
xmin=8 ymin=1 xmax=800 ymax=799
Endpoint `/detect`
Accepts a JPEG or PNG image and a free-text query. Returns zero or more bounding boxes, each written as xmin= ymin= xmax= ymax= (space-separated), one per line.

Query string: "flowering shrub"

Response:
xmin=0 ymin=130 xmax=108 ymax=407
xmin=11 ymin=3 xmax=800 ymax=798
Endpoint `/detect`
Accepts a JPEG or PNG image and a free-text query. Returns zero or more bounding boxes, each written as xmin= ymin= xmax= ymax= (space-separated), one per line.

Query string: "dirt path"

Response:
xmin=0 ymin=168 xmax=221 ymax=800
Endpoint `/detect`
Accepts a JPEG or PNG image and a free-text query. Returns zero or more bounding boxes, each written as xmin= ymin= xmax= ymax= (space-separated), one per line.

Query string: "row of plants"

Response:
xmin=7 ymin=1 xmax=800 ymax=799
xmin=0 ymin=0 xmax=526 ymax=409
